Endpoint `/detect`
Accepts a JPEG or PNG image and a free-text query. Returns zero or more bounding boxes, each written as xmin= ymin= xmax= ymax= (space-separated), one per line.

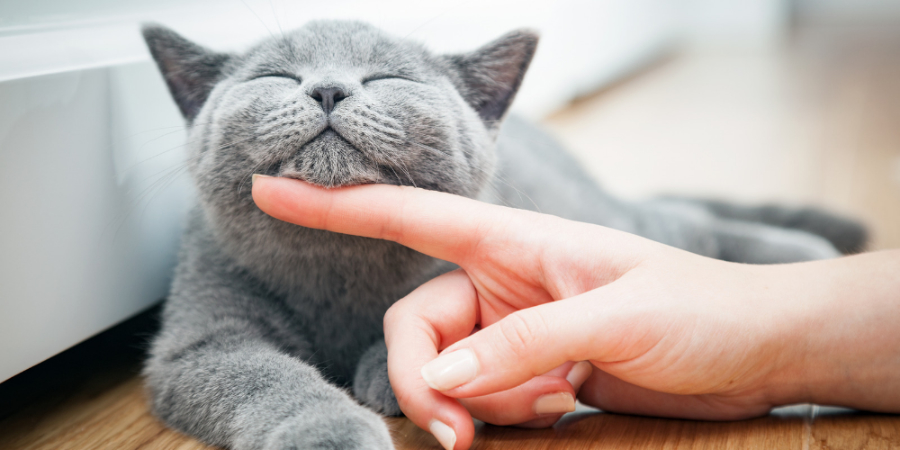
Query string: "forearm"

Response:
xmin=766 ymin=250 xmax=900 ymax=411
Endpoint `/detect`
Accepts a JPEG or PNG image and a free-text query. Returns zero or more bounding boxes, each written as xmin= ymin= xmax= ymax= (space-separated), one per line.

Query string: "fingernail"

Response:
xmin=421 ymin=349 xmax=479 ymax=391
xmin=566 ymin=361 xmax=593 ymax=391
xmin=533 ymin=392 xmax=576 ymax=415
xmin=251 ymin=173 xmax=271 ymax=184
xmin=429 ymin=419 xmax=456 ymax=450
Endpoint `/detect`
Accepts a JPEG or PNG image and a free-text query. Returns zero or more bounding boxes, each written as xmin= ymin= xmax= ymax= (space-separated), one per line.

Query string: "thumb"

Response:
xmin=419 ymin=288 xmax=615 ymax=399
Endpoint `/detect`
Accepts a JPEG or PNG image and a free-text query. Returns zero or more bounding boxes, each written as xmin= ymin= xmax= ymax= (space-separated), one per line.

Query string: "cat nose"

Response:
xmin=310 ymin=86 xmax=347 ymax=115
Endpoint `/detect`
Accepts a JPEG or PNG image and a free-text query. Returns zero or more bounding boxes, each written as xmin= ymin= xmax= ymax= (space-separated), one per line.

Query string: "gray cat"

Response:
xmin=141 ymin=20 xmax=864 ymax=450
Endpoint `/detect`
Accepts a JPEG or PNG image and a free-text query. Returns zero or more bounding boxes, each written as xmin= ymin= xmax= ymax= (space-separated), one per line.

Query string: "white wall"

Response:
xmin=680 ymin=0 xmax=790 ymax=48
xmin=0 ymin=0 xmax=681 ymax=117
xmin=0 ymin=63 xmax=192 ymax=382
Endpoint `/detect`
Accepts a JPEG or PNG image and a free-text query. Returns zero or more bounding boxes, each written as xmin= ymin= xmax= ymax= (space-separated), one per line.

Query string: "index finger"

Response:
xmin=251 ymin=175 xmax=521 ymax=265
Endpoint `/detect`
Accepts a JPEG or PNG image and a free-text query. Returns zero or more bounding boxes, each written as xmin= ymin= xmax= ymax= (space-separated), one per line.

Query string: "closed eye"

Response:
xmin=362 ymin=74 xmax=419 ymax=84
xmin=251 ymin=73 xmax=302 ymax=83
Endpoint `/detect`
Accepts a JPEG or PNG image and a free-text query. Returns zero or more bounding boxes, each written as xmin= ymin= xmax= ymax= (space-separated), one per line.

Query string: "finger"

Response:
xmin=384 ymin=270 xmax=480 ymax=450
xmin=418 ymin=288 xmax=632 ymax=399
xmin=457 ymin=360 xmax=592 ymax=428
xmin=460 ymin=372 xmax=575 ymax=426
xmin=251 ymin=175 xmax=527 ymax=265
xmin=514 ymin=415 xmax=568 ymax=429
xmin=507 ymin=362 xmax=593 ymax=429
xmin=461 ymin=361 xmax=592 ymax=428
xmin=577 ymin=367 xmax=771 ymax=421
xmin=566 ymin=361 xmax=594 ymax=393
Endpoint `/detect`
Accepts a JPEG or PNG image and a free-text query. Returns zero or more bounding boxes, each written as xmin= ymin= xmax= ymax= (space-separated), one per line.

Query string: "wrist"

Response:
xmin=735 ymin=262 xmax=818 ymax=407
xmin=758 ymin=251 xmax=900 ymax=412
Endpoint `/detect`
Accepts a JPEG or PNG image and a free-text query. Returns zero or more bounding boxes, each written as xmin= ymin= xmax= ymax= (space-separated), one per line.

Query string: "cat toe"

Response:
xmin=265 ymin=405 xmax=394 ymax=450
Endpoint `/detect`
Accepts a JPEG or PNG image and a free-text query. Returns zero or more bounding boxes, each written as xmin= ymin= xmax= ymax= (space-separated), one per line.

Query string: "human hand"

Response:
xmin=251 ymin=176 xmax=900 ymax=450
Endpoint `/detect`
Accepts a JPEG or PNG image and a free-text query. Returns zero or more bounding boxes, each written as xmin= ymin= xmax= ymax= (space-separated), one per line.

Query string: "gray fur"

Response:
xmin=353 ymin=342 xmax=400 ymax=416
xmin=142 ymin=20 xmax=860 ymax=450
xmin=661 ymin=197 xmax=868 ymax=254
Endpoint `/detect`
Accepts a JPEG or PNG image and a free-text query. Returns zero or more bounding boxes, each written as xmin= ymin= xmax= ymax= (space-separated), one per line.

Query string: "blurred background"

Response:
xmin=1 ymin=0 xmax=898 ymax=384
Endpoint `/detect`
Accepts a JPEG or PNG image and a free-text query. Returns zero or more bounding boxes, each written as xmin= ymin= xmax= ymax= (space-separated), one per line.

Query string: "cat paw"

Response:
xmin=769 ymin=229 xmax=842 ymax=262
xmin=787 ymin=207 xmax=868 ymax=254
xmin=353 ymin=341 xmax=402 ymax=416
xmin=264 ymin=403 xmax=394 ymax=450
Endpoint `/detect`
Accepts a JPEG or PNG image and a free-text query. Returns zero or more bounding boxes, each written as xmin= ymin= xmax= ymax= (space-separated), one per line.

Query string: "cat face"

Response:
xmin=144 ymin=21 xmax=537 ymax=207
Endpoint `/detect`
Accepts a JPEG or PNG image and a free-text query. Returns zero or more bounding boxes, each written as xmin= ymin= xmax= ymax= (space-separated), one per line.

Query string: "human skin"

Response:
xmin=252 ymin=175 xmax=900 ymax=450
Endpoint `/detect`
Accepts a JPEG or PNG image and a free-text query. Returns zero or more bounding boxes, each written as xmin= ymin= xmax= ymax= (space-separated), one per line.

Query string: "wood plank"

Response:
xmin=394 ymin=410 xmax=810 ymax=450
xmin=809 ymin=408 xmax=900 ymax=450
xmin=3 ymin=370 xmax=899 ymax=450
xmin=0 ymin=373 xmax=812 ymax=450
xmin=0 ymin=377 xmax=212 ymax=450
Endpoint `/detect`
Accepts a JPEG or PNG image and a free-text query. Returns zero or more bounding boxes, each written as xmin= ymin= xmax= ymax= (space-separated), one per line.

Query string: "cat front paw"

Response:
xmin=264 ymin=403 xmax=394 ymax=450
xmin=354 ymin=341 xmax=402 ymax=416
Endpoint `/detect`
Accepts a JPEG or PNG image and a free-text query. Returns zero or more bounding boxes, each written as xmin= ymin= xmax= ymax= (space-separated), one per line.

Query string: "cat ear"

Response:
xmin=446 ymin=30 xmax=539 ymax=125
xmin=142 ymin=24 xmax=231 ymax=122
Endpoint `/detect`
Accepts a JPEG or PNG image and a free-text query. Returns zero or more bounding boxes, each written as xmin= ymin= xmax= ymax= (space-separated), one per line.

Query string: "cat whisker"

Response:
xmin=384 ymin=164 xmax=404 ymax=186
xmin=238 ymin=158 xmax=273 ymax=196
xmin=121 ymin=131 xmax=262 ymax=179
xmin=238 ymin=139 xmax=286 ymax=196
xmin=400 ymin=162 xmax=418 ymax=188
xmin=239 ymin=0 xmax=277 ymax=40
xmin=404 ymin=138 xmax=542 ymax=213
xmin=103 ymin=160 xmax=194 ymax=242
xmin=268 ymin=0 xmax=285 ymax=38
xmin=113 ymin=129 xmax=272 ymax=237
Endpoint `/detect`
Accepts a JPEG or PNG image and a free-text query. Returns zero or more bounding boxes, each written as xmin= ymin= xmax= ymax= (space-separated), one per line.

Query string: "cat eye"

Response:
xmin=251 ymin=73 xmax=302 ymax=83
xmin=362 ymin=74 xmax=418 ymax=84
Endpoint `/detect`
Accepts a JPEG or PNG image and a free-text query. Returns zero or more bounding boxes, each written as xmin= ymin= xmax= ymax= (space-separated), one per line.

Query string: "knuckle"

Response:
xmin=383 ymin=304 xmax=402 ymax=329
xmin=383 ymin=295 xmax=418 ymax=330
xmin=393 ymin=383 xmax=416 ymax=408
xmin=495 ymin=311 xmax=547 ymax=362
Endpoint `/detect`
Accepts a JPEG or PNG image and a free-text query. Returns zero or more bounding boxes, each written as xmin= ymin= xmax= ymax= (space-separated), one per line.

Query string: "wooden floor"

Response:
xmin=543 ymin=24 xmax=900 ymax=250
xmin=2 ymin=372 xmax=900 ymax=449
xmin=3 ymin=23 xmax=900 ymax=450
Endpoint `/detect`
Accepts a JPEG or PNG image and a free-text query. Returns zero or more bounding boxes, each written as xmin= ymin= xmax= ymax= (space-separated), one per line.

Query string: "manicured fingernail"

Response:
xmin=533 ymin=392 xmax=576 ymax=415
xmin=421 ymin=349 xmax=479 ymax=391
xmin=251 ymin=173 xmax=271 ymax=184
xmin=429 ymin=419 xmax=456 ymax=450
xmin=566 ymin=361 xmax=593 ymax=391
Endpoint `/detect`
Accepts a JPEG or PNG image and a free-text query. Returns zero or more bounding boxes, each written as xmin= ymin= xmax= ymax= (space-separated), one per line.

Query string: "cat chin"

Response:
xmin=272 ymin=129 xmax=386 ymax=188
xmin=276 ymin=170 xmax=383 ymax=189
xmin=271 ymin=130 xmax=401 ymax=188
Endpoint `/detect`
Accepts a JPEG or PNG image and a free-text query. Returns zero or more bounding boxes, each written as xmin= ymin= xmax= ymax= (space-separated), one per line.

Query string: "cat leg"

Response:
xmin=634 ymin=201 xmax=839 ymax=263
xmin=353 ymin=341 xmax=401 ymax=416
xmin=145 ymin=320 xmax=394 ymax=450
xmin=661 ymin=197 xmax=868 ymax=254
xmin=707 ymin=218 xmax=841 ymax=264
